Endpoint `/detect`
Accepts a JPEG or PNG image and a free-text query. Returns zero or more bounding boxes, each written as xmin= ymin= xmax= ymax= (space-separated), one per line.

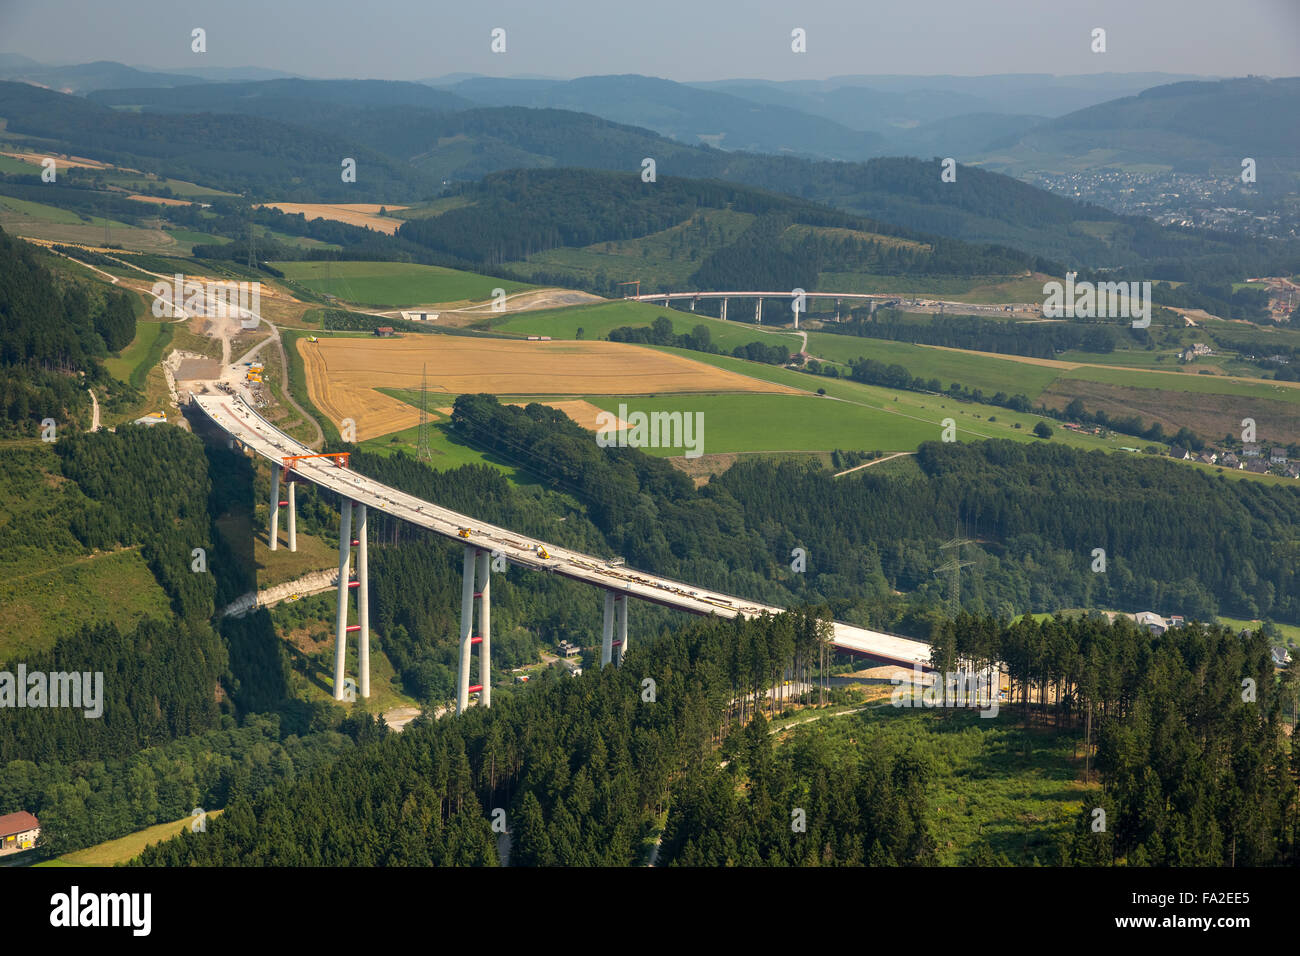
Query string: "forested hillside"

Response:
xmin=10 ymin=79 xmax=1296 ymax=274
xmin=0 ymin=227 xmax=137 ymax=436
xmin=134 ymin=610 xmax=860 ymax=866
xmin=134 ymin=609 xmax=1299 ymax=866
xmin=716 ymin=442 xmax=1300 ymax=625
xmin=1002 ymin=77 xmax=1300 ymax=177
xmin=0 ymin=427 xmax=223 ymax=765
xmin=0 ymin=425 xmax=358 ymax=859
xmin=439 ymin=73 xmax=888 ymax=160
xmin=670 ymin=616 xmax=1296 ymax=866
xmin=440 ymin=396 xmax=1300 ymax=629
xmin=398 ymin=168 xmax=1051 ymax=288
xmin=0 ymin=81 xmax=436 ymax=201
xmin=0 ymin=714 xmax=356 ymax=856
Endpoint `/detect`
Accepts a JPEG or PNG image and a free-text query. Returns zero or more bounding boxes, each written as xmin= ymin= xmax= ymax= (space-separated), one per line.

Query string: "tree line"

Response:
xmin=929 ymin=612 xmax=1297 ymax=866
xmin=1 ymin=713 xmax=357 ymax=857
xmin=607 ymin=315 xmax=790 ymax=364
xmin=832 ymin=309 xmax=1125 ymax=359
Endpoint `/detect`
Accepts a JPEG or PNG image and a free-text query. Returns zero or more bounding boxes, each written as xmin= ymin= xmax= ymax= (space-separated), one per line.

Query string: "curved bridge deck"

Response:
xmin=193 ymin=394 xmax=932 ymax=668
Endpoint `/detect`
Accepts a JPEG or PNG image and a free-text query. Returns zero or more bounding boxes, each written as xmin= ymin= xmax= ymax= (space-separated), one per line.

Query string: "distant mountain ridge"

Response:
xmin=1 ymin=74 xmax=1294 ymax=274
xmin=977 ymin=75 xmax=1300 ymax=178
xmin=447 ymin=74 xmax=886 ymax=160
xmin=0 ymin=58 xmax=203 ymax=94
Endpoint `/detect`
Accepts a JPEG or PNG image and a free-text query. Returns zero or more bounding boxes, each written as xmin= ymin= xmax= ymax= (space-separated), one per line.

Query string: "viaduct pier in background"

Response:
xmin=193 ymin=395 xmax=934 ymax=710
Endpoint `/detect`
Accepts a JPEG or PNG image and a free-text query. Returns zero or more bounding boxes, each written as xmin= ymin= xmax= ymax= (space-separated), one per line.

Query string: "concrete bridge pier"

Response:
xmin=269 ymin=465 xmax=280 ymax=551
xmin=613 ymin=594 xmax=628 ymax=666
xmin=356 ymin=503 xmax=370 ymax=699
xmin=476 ymin=547 xmax=491 ymax=709
xmin=332 ymin=498 xmax=353 ymax=700
xmin=601 ymin=590 xmax=615 ymax=666
xmin=457 ymin=545 xmax=491 ymax=713
xmin=721 ymin=297 xmax=727 ymax=321
xmin=755 ymin=298 xmax=763 ymax=324
xmin=287 ymin=475 xmax=297 ymax=552
xmin=271 ymin=465 xmax=298 ymax=552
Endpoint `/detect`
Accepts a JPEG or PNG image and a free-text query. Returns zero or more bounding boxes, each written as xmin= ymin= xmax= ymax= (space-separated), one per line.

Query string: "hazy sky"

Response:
xmin=2 ymin=0 xmax=1298 ymax=81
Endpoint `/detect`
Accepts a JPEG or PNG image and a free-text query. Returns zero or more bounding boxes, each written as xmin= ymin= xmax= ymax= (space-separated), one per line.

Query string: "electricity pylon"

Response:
xmin=935 ymin=525 xmax=974 ymax=619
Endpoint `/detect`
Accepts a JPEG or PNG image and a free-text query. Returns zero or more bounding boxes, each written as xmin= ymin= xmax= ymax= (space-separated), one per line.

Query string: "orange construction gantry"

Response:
xmin=281 ymin=452 xmax=350 ymax=469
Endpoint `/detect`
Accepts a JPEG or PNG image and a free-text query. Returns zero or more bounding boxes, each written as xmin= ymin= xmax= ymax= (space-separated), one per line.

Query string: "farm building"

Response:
xmin=1134 ymin=611 xmax=1167 ymax=635
xmin=0 ymin=811 xmax=40 ymax=853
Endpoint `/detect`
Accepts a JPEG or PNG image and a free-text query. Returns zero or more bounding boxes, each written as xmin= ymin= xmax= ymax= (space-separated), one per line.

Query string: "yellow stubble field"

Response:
xmin=255 ymin=203 xmax=409 ymax=234
xmin=301 ymin=336 xmax=796 ymax=439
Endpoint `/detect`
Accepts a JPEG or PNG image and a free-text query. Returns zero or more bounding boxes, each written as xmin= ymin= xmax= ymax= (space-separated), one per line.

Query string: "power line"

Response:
xmin=935 ymin=519 xmax=974 ymax=619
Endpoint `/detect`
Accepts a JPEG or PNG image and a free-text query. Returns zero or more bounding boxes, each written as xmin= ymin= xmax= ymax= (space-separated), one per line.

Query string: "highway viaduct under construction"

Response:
xmin=628 ymin=289 xmax=900 ymax=327
xmin=623 ymin=290 xmax=1038 ymax=326
xmin=192 ymin=394 xmax=933 ymax=715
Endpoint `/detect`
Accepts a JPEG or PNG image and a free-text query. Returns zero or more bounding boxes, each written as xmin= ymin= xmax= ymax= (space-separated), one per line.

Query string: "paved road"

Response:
xmin=194 ymin=394 xmax=934 ymax=668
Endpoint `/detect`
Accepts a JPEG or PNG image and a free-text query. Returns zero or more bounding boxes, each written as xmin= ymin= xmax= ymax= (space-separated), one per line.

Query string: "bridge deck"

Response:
xmin=193 ymin=395 xmax=932 ymax=668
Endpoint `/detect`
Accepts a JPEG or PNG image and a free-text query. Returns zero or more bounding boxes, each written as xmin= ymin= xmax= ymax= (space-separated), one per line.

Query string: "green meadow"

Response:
xmin=272 ymin=260 xmax=533 ymax=307
xmin=38 ymin=811 xmax=225 ymax=867
xmin=0 ymin=547 xmax=172 ymax=659
xmin=793 ymin=707 xmax=1092 ymax=866
xmin=651 ymin=347 xmax=1147 ymax=455
xmin=585 ymin=391 xmax=940 ymax=455
xmin=105 ymin=320 xmax=170 ymax=386
xmin=361 ymin=397 xmax=538 ymax=485
xmin=802 ymin=333 xmax=1063 ymax=399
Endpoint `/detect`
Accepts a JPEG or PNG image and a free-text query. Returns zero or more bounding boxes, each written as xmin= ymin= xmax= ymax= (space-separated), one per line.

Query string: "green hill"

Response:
xmin=984 ymin=77 xmax=1300 ymax=178
xmin=4 ymin=78 xmax=1296 ymax=281
xmin=397 ymin=167 xmax=1050 ymax=296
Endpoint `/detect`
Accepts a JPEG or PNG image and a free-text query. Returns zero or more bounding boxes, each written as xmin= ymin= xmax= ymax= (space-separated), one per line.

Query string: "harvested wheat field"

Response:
xmin=256 ymin=203 xmax=409 ymax=234
xmin=1 ymin=150 xmax=120 ymax=171
xmin=127 ymin=194 xmax=196 ymax=206
xmin=437 ymin=400 xmax=620 ymax=429
xmin=301 ymin=336 xmax=795 ymax=439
